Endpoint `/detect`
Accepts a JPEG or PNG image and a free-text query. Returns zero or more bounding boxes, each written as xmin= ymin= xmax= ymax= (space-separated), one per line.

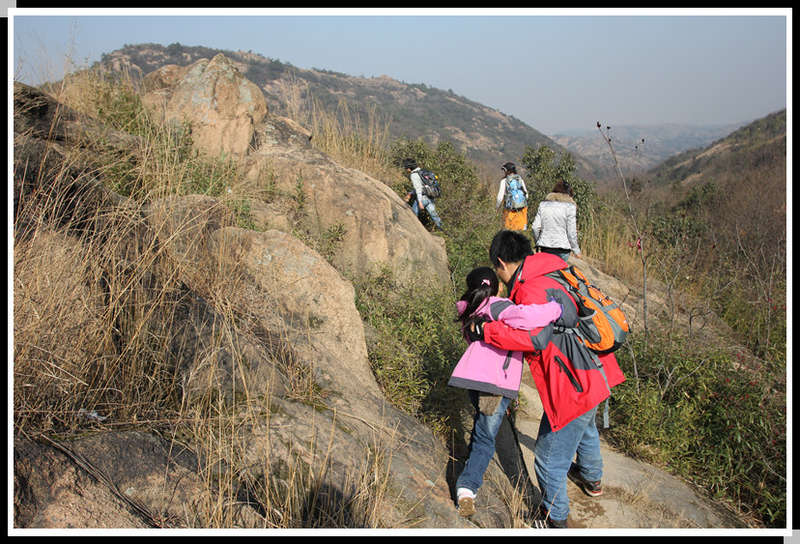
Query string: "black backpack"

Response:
xmin=418 ymin=169 xmax=441 ymax=198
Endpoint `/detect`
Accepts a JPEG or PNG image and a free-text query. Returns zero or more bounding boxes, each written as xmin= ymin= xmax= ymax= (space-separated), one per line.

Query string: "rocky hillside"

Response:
xmin=13 ymin=53 xmax=756 ymax=530
xmin=97 ymin=42 xmax=600 ymax=178
xmin=13 ymin=54 xmax=460 ymax=529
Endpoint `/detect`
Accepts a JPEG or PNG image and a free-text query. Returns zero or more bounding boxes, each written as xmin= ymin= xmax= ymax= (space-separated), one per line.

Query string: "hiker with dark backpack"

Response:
xmin=403 ymin=158 xmax=445 ymax=232
xmin=496 ymin=162 xmax=530 ymax=231
xmin=467 ymin=230 xmax=626 ymax=528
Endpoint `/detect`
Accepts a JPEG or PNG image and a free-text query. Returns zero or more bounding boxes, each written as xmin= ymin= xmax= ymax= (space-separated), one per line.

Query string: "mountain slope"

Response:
xmin=646 ymin=109 xmax=786 ymax=191
xmin=97 ymin=42 xmax=600 ymax=178
xmin=14 ymin=53 xmax=782 ymax=529
xmin=552 ymin=121 xmax=747 ymax=179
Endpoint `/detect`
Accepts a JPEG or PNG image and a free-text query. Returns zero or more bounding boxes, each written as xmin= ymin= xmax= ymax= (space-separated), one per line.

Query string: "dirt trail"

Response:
xmin=493 ymin=375 xmax=744 ymax=529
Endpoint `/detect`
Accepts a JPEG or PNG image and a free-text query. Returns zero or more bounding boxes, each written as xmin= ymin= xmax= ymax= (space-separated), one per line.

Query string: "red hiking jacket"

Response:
xmin=483 ymin=253 xmax=626 ymax=431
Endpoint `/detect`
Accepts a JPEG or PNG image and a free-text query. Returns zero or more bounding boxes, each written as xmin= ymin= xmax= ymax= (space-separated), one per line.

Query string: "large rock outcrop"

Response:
xmin=12 ymin=189 xmax=476 ymax=528
xmin=141 ymin=55 xmax=450 ymax=289
xmin=243 ymin=128 xmax=451 ymax=288
xmin=143 ymin=53 xmax=268 ymax=158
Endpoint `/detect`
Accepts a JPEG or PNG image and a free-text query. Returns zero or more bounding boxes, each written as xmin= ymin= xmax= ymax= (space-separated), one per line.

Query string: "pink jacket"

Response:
xmin=448 ymin=297 xmax=562 ymax=399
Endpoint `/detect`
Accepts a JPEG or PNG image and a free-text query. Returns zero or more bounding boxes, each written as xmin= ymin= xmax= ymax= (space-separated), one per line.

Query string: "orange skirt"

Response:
xmin=503 ymin=207 xmax=528 ymax=231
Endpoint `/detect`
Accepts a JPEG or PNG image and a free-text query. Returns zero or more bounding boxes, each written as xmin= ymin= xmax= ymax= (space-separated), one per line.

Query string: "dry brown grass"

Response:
xmin=303 ymin=92 xmax=404 ymax=188
xmin=13 ymin=186 xmax=185 ymax=433
xmin=580 ymin=203 xmax=643 ymax=286
xmin=178 ymin=393 xmax=399 ymax=528
xmin=13 ymin=70 xmax=406 ymax=528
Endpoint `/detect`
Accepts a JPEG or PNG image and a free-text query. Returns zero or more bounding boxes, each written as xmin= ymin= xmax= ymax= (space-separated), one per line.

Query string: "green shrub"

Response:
xmin=353 ymin=267 xmax=467 ymax=434
xmin=608 ymin=332 xmax=786 ymax=526
xmin=520 ymin=144 xmax=597 ymax=232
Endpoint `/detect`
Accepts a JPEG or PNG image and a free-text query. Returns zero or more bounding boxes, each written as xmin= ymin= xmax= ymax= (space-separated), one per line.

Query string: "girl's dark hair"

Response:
xmin=553 ymin=179 xmax=574 ymax=196
xmin=456 ymin=267 xmax=499 ymax=332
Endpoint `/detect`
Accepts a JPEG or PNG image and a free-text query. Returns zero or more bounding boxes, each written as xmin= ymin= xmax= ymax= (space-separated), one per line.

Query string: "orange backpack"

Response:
xmin=546 ymin=265 xmax=630 ymax=354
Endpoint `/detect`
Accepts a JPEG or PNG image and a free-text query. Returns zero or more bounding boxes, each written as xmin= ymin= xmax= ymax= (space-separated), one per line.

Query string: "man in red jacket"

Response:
xmin=472 ymin=230 xmax=625 ymax=528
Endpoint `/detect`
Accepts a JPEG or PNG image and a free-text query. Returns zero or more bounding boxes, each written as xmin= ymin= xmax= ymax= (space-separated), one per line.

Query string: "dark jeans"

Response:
xmin=538 ymin=246 xmax=571 ymax=261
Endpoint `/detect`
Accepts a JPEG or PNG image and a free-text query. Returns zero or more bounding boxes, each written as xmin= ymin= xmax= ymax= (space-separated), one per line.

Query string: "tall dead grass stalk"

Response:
xmin=308 ymin=97 xmax=403 ymax=186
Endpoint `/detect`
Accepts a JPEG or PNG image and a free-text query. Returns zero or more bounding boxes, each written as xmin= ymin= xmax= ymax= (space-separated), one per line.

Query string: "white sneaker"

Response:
xmin=457 ymin=487 xmax=476 ymax=499
xmin=456 ymin=488 xmax=476 ymax=517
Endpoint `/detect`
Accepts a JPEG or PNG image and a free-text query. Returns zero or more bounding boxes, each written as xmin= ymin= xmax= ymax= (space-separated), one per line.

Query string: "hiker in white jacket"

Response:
xmin=530 ymin=180 xmax=582 ymax=261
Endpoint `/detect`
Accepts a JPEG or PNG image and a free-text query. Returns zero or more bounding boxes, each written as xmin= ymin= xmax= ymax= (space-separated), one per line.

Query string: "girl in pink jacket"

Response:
xmin=451 ymin=266 xmax=562 ymax=516
xmin=449 ymin=267 xmax=562 ymax=399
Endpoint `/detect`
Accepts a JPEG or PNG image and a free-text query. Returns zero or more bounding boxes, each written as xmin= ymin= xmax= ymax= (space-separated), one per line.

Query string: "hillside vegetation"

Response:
xmin=13 ymin=54 xmax=786 ymax=529
xmin=640 ymin=109 xmax=787 ymax=361
xmin=586 ymin=111 xmax=787 ymax=527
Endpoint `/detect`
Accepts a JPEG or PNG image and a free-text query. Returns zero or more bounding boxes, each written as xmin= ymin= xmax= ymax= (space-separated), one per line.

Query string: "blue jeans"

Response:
xmin=456 ymin=391 xmax=512 ymax=494
xmin=412 ymin=195 xmax=443 ymax=228
xmin=534 ymin=404 xmax=602 ymax=521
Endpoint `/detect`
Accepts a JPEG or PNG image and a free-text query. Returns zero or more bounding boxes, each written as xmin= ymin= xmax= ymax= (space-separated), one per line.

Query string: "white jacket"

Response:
xmin=531 ymin=192 xmax=581 ymax=254
xmin=409 ymin=167 xmax=426 ymax=207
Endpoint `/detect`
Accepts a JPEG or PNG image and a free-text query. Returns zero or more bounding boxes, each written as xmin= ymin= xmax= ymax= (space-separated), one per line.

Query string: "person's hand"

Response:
xmin=466 ymin=318 xmax=487 ymax=343
xmin=546 ymin=296 xmax=564 ymax=318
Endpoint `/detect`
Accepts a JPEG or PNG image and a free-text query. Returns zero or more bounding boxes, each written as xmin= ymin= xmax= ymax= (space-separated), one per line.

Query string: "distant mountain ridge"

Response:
xmin=552 ymin=121 xmax=749 ymax=180
xmin=97 ymin=42 xmax=601 ymax=178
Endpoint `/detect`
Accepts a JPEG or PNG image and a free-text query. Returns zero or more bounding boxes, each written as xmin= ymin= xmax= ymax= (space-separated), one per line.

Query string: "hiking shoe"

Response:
xmin=568 ymin=463 xmax=603 ymax=497
xmin=457 ymin=496 xmax=476 ymax=517
xmin=546 ymin=516 xmax=568 ymax=529
xmin=532 ymin=507 xmax=568 ymax=529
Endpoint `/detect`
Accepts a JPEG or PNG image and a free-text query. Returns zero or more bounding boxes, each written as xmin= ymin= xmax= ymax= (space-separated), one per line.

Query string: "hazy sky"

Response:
xmin=11 ymin=8 xmax=790 ymax=136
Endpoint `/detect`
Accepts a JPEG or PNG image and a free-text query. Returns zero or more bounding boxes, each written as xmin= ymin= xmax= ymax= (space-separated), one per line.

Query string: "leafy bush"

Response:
xmin=353 ymin=267 xmax=467 ymax=435
xmin=520 ymin=144 xmax=597 ymax=232
xmin=608 ymin=332 xmax=786 ymax=526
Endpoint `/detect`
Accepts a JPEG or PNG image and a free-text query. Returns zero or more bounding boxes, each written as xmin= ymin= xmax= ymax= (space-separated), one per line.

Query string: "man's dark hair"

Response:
xmin=489 ymin=230 xmax=533 ymax=267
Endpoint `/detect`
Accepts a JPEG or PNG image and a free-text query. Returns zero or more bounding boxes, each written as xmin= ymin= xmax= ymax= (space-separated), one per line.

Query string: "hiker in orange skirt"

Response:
xmin=496 ymin=162 xmax=529 ymax=231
